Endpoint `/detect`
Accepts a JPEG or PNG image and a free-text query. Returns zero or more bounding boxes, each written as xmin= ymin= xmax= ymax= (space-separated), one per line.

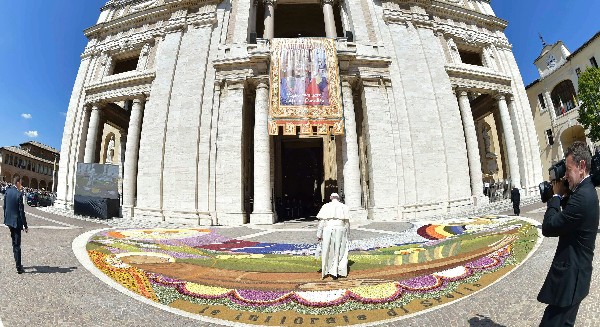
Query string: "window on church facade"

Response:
xmin=590 ymin=56 xmax=598 ymax=68
xmin=458 ymin=48 xmax=484 ymax=66
xmin=538 ymin=94 xmax=546 ymax=109
xmin=111 ymin=56 xmax=139 ymax=75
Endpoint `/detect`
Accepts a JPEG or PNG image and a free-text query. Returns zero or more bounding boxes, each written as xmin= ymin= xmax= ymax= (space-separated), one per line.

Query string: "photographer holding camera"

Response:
xmin=538 ymin=141 xmax=599 ymax=326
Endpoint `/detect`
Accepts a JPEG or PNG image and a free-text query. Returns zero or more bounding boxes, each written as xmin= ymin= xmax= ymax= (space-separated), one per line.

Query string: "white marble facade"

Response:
xmin=55 ymin=0 xmax=542 ymax=225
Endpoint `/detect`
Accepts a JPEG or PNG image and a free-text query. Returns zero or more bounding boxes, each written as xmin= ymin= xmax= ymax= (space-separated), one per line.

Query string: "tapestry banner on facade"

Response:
xmin=269 ymin=38 xmax=344 ymax=135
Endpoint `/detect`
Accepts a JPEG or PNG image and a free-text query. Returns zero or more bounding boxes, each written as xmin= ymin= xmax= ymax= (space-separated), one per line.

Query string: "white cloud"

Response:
xmin=60 ymin=112 xmax=67 ymax=117
xmin=24 ymin=131 xmax=39 ymax=138
xmin=21 ymin=113 xmax=32 ymax=119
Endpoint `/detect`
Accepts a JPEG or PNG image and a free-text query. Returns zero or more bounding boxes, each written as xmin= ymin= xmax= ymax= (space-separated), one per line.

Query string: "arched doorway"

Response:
xmin=31 ymin=178 xmax=39 ymax=190
xmin=40 ymin=180 xmax=47 ymax=190
xmin=560 ymin=125 xmax=587 ymax=154
xmin=551 ymin=80 xmax=578 ymax=116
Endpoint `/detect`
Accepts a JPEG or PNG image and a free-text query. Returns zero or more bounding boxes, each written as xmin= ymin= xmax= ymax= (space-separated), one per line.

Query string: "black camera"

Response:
xmin=539 ymin=160 xmax=567 ymax=203
xmin=539 ymin=152 xmax=600 ymax=203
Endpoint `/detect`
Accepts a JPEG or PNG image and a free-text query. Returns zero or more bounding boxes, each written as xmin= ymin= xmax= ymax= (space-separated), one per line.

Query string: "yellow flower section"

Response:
xmin=434 ymin=225 xmax=454 ymax=238
xmin=350 ymin=282 xmax=400 ymax=300
xmin=89 ymin=251 xmax=158 ymax=301
xmin=185 ymin=282 xmax=232 ymax=297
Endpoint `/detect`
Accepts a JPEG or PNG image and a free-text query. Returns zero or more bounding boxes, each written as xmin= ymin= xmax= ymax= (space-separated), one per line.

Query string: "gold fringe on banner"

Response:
xmin=268 ymin=38 xmax=344 ymax=136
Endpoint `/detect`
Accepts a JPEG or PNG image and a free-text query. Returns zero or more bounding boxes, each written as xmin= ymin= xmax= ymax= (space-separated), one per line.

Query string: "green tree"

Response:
xmin=577 ymin=67 xmax=600 ymax=142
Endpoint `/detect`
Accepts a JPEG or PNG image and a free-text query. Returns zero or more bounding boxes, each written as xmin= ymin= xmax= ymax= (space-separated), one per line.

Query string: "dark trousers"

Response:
xmin=540 ymin=303 xmax=580 ymax=327
xmin=512 ymin=202 xmax=520 ymax=215
xmin=9 ymin=227 xmax=22 ymax=269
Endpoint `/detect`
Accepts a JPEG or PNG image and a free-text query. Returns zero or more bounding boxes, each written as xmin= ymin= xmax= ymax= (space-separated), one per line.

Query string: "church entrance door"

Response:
xmin=275 ymin=137 xmax=324 ymax=221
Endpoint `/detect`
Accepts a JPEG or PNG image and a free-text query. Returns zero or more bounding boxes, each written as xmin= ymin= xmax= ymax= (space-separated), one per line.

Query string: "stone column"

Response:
xmin=340 ymin=80 xmax=362 ymax=210
xmin=496 ymin=94 xmax=521 ymax=189
xmin=507 ymin=95 xmax=529 ymax=190
xmin=83 ymin=104 xmax=102 ymax=163
xmin=322 ymin=0 xmax=337 ymax=38
xmin=456 ymin=90 xmax=485 ymax=204
xmin=122 ymin=97 xmax=145 ymax=218
xmin=251 ymin=81 xmax=274 ymax=224
xmin=544 ymin=91 xmax=556 ymax=123
xmin=263 ymin=0 xmax=276 ymax=39
xmin=250 ymin=0 xmax=258 ymax=35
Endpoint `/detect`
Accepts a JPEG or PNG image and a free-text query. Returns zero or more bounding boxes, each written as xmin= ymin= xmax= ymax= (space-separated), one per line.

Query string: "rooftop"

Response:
xmin=19 ymin=141 xmax=60 ymax=154
xmin=0 ymin=146 xmax=55 ymax=165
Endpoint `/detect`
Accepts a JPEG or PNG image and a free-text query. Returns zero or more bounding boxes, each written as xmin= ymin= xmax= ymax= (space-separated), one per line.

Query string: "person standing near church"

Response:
xmin=316 ymin=193 xmax=351 ymax=280
xmin=510 ymin=185 xmax=520 ymax=216
xmin=538 ymin=142 xmax=599 ymax=326
xmin=3 ymin=176 xmax=28 ymax=274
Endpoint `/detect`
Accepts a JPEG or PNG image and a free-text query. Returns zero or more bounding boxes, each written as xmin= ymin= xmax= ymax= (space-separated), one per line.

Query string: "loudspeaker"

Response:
xmin=345 ymin=31 xmax=354 ymax=42
xmin=249 ymin=32 xmax=257 ymax=44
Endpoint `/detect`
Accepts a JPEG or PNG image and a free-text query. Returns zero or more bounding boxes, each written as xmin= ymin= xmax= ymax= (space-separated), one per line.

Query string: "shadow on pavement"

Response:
xmin=24 ymin=266 xmax=78 ymax=274
xmin=468 ymin=314 xmax=506 ymax=327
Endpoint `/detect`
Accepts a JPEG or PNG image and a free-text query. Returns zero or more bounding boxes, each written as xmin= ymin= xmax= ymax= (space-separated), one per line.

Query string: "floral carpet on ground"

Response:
xmin=85 ymin=215 xmax=539 ymax=326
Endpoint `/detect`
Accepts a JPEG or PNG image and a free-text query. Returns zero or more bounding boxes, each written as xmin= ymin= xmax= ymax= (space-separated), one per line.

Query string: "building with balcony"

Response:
xmin=0 ymin=141 xmax=60 ymax=191
xmin=526 ymin=32 xmax=600 ymax=180
xmin=56 ymin=0 xmax=542 ymax=225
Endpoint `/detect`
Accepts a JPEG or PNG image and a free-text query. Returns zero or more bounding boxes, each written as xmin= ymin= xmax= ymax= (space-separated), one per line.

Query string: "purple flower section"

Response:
xmin=398 ymin=275 xmax=441 ymax=291
xmin=158 ymin=232 xmax=230 ymax=247
xmin=236 ymin=290 xmax=289 ymax=302
xmin=143 ymin=248 xmax=209 ymax=259
xmin=107 ymin=247 xmax=128 ymax=254
xmin=466 ymin=256 xmax=498 ymax=269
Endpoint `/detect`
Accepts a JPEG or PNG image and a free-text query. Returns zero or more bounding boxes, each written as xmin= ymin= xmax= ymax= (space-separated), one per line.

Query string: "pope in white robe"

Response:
xmin=316 ymin=193 xmax=351 ymax=279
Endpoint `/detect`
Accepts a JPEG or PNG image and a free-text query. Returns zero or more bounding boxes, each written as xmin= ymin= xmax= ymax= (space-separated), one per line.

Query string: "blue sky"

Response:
xmin=0 ymin=0 xmax=598 ymax=151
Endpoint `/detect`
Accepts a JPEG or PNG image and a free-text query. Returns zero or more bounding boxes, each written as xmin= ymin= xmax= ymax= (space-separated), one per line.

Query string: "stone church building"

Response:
xmin=56 ymin=0 xmax=542 ymax=225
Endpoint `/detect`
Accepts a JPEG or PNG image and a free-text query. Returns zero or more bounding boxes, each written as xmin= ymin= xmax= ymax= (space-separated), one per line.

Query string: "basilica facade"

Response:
xmin=56 ymin=0 xmax=542 ymax=225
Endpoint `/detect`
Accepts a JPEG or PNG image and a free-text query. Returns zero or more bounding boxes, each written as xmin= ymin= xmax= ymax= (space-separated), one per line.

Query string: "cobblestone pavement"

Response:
xmin=1 ymin=192 xmax=599 ymax=327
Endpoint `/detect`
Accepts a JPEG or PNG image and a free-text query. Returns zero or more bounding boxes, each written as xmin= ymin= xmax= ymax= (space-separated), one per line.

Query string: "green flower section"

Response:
xmin=179 ymin=255 xmax=322 ymax=273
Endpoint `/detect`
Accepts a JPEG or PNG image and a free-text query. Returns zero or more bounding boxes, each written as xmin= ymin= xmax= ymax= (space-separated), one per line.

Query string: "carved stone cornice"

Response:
xmin=382 ymin=0 xmax=508 ymax=31
xmin=84 ymin=71 xmax=155 ymax=103
xmin=437 ymin=23 xmax=510 ymax=49
xmin=446 ymin=64 xmax=512 ymax=94
xmin=429 ymin=1 xmax=507 ymax=29
xmin=87 ymin=1 xmax=219 ymax=40
xmin=382 ymin=2 xmax=434 ymax=29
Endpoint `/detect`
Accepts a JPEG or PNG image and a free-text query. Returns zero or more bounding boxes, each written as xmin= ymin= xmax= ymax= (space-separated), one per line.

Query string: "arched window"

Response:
xmin=551 ymin=80 xmax=578 ymax=116
xmin=255 ymin=2 xmax=345 ymax=39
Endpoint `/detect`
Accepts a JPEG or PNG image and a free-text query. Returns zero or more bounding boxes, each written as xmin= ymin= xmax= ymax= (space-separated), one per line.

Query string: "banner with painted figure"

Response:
xmin=269 ymin=38 xmax=344 ymax=135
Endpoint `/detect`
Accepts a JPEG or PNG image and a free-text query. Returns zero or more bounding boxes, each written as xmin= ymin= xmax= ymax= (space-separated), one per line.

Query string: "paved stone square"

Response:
xmin=1 ymin=193 xmax=599 ymax=327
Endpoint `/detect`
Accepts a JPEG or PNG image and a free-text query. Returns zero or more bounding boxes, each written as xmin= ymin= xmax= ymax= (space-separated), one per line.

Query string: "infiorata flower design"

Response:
xmin=85 ymin=216 xmax=538 ymax=326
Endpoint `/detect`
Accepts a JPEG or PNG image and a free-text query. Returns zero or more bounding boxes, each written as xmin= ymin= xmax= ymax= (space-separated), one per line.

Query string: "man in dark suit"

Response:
xmin=3 ymin=176 xmax=28 ymax=274
xmin=538 ymin=141 xmax=599 ymax=326
xmin=510 ymin=185 xmax=520 ymax=216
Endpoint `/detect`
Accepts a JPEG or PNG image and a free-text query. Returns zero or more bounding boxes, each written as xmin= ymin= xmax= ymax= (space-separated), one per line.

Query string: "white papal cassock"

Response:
xmin=316 ymin=195 xmax=351 ymax=279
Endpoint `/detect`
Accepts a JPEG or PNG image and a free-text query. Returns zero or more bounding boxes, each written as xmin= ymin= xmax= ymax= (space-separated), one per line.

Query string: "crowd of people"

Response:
xmin=0 ymin=181 xmax=56 ymax=206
